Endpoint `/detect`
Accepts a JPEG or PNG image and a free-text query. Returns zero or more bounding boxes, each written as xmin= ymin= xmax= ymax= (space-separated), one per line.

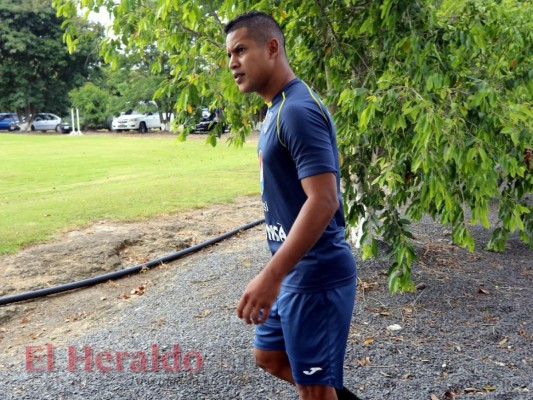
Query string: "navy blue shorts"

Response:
xmin=254 ymin=282 xmax=356 ymax=387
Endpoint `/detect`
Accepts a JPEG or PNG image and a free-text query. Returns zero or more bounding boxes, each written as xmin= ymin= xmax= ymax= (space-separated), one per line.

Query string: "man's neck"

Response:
xmin=261 ymin=67 xmax=296 ymax=103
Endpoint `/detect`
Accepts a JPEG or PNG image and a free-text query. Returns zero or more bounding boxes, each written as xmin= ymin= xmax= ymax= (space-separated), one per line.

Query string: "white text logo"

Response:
xmin=265 ymin=224 xmax=287 ymax=242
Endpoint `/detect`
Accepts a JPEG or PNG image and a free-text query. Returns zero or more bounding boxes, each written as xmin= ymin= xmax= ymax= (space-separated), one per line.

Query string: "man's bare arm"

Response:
xmin=237 ymin=172 xmax=339 ymax=324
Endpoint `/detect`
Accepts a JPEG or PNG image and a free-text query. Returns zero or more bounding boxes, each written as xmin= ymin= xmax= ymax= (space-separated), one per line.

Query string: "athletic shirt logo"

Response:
xmin=259 ymin=109 xmax=273 ymax=196
xmin=259 ymin=150 xmax=264 ymax=195
xmin=261 ymin=108 xmax=273 ymax=136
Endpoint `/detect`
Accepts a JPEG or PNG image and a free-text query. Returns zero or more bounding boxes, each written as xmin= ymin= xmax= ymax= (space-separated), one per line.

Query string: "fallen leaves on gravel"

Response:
xmin=64 ymin=312 xmax=88 ymax=323
xmin=118 ymin=283 xmax=148 ymax=300
xmin=366 ymin=306 xmax=391 ymax=316
xmin=498 ymin=337 xmax=509 ymax=346
xmin=464 ymin=387 xmax=483 ymax=393
xmin=29 ymin=331 xmax=43 ymax=340
xmin=357 ymin=356 xmax=371 ymax=366
xmin=195 ymin=309 xmax=211 ymax=318
xmin=444 ymin=391 xmax=456 ymax=399
xmin=518 ymin=328 xmax=531 ymax=339
xmin=362 ymin=337 xmax=375 ymax=345
xmin=131 ymin=284 xmax=147 ymax=296
xmin=402 ymin=306 xmax=414 ymax=315
xmin=358 ymin=280 xmax=379 ymax=291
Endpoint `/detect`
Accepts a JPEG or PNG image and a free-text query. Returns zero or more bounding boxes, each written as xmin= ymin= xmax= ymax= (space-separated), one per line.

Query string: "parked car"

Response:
xmin=194 ymin=107 xmax=228 ymax=134
xmin=111 ymin=109 xmax=162 ymax=133
xmin=0 ymin=113 xmax=21 ymax=131
xmin=30 ymin=113 xmax=62 ymax=132
xmin=194 ymin=108 xmax=216 ymax=132
xmin=56 ymin=117 xmax=72 ymax=134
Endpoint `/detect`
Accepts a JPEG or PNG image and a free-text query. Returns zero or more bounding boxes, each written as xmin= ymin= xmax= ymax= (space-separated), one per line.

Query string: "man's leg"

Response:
xmin=254 ymin=288 xmax=361 ymax=400
xmin=254 ymin=349 xmax=294 ymax=384
xmin=254 ymin=350 xmax=340 ymax=400
xmin=335 ymin=386 xmax=363 ymax=400
xmin=281 ymin=284 xmax=358 ymax=400
xmin=297 ymin=384 xmax=337 ymax=400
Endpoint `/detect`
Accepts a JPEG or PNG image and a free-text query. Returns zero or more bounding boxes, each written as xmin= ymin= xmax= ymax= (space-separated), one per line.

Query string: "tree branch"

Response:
xmin=313 ymin=0 xmax=369 ymax=80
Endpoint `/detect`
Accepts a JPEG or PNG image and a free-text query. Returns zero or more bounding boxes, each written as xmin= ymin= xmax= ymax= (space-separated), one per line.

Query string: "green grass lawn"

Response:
xmin=0 ymin=134 xmax=259 ymax=255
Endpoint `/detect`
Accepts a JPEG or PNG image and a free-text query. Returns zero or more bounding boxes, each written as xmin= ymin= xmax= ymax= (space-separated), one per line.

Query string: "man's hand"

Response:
xmin=236 ymin=268 xmax=282 ymax=324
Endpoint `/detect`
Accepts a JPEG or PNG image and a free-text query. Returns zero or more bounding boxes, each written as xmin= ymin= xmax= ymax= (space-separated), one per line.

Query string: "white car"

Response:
xmin=30 ymin=113 xmax=62 ymax=132
xmin=111 ymin=110 xmax=162 ymax=133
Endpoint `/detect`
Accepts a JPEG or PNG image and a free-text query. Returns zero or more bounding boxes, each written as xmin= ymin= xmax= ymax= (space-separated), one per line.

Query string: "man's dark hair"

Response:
xmin=224 ymin=11 xmax=285 ymax=51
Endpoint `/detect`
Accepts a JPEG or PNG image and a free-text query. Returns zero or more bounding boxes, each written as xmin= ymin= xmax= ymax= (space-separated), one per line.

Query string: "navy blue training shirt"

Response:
xmin=258 ymin=78 xmax=356 ymax=293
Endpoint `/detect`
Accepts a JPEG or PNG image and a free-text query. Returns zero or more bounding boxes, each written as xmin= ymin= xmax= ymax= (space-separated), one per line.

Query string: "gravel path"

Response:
xmin=0 ymin=216 xmax=532 ymax=399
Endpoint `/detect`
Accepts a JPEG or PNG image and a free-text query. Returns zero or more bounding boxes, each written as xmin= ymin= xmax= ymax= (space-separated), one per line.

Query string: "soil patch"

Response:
xmin=0 ymin=196 xmax=263 ymax=353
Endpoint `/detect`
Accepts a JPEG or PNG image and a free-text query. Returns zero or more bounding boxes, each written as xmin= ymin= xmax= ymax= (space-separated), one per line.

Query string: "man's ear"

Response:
xmin=267 ymin=38 xmax=281 ymax=58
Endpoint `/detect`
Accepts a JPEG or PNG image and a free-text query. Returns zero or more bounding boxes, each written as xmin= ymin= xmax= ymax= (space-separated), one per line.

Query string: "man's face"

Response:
xmin=226 ymin=27 xmax=272 ymax=97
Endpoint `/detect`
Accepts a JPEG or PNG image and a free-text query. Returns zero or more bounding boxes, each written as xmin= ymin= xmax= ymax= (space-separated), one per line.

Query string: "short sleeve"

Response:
xmin=279 ymin=102 xmax=337 ymax=180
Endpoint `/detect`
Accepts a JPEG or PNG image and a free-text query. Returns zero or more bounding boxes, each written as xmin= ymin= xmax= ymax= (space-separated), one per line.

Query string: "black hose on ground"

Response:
xmin=0 ymin=219 xmax=265 ymax=306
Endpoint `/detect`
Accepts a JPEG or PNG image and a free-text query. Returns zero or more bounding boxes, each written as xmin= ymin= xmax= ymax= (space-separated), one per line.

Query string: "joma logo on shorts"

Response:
xmin=265 ymin=224 xmax=287 ymax=242
xmin=303 ymin=367 xmax=323 ymax=375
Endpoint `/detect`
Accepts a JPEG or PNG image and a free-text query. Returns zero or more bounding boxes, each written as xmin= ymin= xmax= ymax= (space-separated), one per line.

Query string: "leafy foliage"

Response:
xmin=69 ymin=82 xmax=111 ymax=129
xmin=70 ymin=47 xmax=178 ymax=129
xmin=0 ymin=0 xmax=104 ymax=123
xmin=332 ymin=0 xmax=532 ymax=291
xmin=54 ymin=0 xmax=532 ymax=292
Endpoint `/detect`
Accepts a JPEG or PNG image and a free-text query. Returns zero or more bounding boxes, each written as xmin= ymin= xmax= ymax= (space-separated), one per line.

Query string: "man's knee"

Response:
xmin=254 ymin=349 xmax=288 ymax=375
xmin=297 ymin=384 xmax=337 ymax=400
xmin=254 ymin=351 xmax=273 ymax=372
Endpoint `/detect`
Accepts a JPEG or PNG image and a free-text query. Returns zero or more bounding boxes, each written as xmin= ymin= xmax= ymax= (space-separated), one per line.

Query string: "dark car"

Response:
xmin=0 ymin=113 xmax=21 ymax=131
xmin=194 ymin=108 xmax=216 ymax=132
xmin=194 ymin=107 xmax=229 ymax=134
xmin=56 ymin=117 xmax=72 ymax=134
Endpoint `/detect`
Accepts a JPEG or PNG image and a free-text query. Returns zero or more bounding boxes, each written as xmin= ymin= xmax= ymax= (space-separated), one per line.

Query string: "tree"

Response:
xmin=69 ymin=51 xmax=179 ymax=131
xmin=332 ymin=0 xmax=532 ymax=291
xmin=69 ymin=82 xmax=111 ymax=129
xmin=105 ymin=48 xmax=177 ymax=130
xmin=0 ymin=0 xmax=103 ymax=124
xmin=54 ymin=0 xmax=532 ymax=291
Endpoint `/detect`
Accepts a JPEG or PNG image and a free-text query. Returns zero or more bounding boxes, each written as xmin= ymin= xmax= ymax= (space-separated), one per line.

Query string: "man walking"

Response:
xmin=225 ymin=11 xmax=361 ymax=400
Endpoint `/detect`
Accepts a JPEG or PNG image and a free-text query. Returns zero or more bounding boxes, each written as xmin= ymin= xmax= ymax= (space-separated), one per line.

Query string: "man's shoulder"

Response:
xmin=284 ymin=80 xmax=326 ymax=111
xmin=282 ymin=84 xmax=329 ymax=125
xmin=284 ymin=79 xmax=310 ymax=99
